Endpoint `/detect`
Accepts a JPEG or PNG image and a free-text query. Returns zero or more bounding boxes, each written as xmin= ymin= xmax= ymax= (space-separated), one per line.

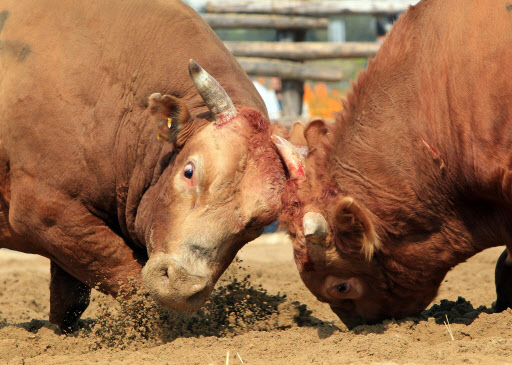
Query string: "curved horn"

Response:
xmin=188 ymin=59 xmax=237 ymax=122
xmin=303 ymin=212 xmax=329 ymax=241
xmin=271 ymin=135 xmax=305 ymax=180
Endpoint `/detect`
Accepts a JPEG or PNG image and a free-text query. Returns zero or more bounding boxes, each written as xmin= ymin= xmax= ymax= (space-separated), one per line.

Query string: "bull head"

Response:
xmin=139 ymin=60 xmax=285 ymax=312
xmin=274 ymin=120 xmax=389 ymax=329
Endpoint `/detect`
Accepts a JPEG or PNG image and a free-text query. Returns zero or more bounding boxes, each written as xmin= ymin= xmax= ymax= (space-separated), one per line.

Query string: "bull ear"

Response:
xmin=304 ymin=119 xmax=329 ymax=147
xmin=148 ymin=93 xmax=191 ymax=145
xmin=303 ymin=119 xmax=332 ymax=164
xmin=333 ymin=196 xmax=380 ymax=261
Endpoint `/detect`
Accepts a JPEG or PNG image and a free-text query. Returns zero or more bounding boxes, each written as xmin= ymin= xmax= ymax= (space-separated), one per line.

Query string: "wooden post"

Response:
xmin=281 ymin=79 xmax=304 ymax=120
xmin=276 ymin=29 xmax=305 ymax=119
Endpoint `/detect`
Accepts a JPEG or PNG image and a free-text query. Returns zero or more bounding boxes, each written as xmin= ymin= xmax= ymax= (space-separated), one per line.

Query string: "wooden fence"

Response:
xmin=206 ymin=1 xmax=419 ymax=16
xmin=204 ymin=0 xmax=417 ymax=122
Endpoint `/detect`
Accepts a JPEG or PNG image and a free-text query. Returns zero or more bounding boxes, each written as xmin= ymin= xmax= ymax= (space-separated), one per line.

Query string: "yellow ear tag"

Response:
xmin=157 ymin=135 xmax=164 ymax=141
xmin=167 ymin=118 xmax=173 ymax=129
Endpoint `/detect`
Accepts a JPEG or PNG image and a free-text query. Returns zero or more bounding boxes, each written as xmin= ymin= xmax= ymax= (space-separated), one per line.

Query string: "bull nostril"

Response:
xmin=157 ymin=266 xmax=170 ymax=286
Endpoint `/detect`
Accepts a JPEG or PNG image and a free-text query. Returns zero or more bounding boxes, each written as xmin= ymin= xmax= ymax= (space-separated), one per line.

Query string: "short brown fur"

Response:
xmin=0 ymin=0 xmax=285 ymax=332
xmin=280 ymin=0 xmax=512 ymax=326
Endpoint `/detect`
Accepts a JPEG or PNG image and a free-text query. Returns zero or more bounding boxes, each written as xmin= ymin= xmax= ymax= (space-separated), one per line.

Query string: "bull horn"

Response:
xmin=303 ymin=212 xmax=329 ymax=241
xmin=188 ymin=59 xmax=237 ymax=122
xmin=271 ymin=135 xmax=305 ymax=180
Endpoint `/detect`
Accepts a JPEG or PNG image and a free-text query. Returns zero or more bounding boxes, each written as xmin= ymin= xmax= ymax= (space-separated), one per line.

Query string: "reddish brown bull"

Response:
xmin=275 ymin=0 xmax=512 ymax=328
xmin=0 ymin=0 xmax=285 ymax=332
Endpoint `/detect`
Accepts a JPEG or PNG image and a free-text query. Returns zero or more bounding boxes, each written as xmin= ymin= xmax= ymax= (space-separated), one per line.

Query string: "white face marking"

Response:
xmin=170 ymin=247 xmax=211 ymax=278
xmin=147 ymin=228 xmax=156 ymax=255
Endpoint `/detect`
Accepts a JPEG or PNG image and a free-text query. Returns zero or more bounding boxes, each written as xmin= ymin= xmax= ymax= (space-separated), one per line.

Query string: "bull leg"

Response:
xmin=8 ymin=184 xmax=146 ymax=333
xmin=494 ymin=248 xmax=512 ymax=312
xmin=49 ymin=261 xmax=91 ymax=334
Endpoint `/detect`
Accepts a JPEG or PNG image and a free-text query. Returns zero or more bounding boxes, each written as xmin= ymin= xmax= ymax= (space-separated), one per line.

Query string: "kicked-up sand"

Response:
xmin=1 ymin=233 xmax=511 ymax=364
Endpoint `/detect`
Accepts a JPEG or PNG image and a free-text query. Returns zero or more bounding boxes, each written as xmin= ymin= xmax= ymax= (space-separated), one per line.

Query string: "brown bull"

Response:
xmin=275 ymin=0 xmax=512 ymax=328
xmin=0 ymin=0 xmax=285 ymax=332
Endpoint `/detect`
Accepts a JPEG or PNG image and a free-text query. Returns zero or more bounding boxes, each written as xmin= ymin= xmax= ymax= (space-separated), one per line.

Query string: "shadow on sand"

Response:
xmin=351 ymin=296 xmax=495 ymax=335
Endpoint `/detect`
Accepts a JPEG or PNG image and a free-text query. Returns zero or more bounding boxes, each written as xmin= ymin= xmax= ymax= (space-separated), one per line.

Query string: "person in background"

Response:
xmin=252 ymin=78 xmax=281 ymax=121
xmin=269 ymin=77 xmax=283 ymax=111
xmin=376 ymin=14 xmax=398 ymax=44
xmin=366 ymin=14 xmax=398 ymax=68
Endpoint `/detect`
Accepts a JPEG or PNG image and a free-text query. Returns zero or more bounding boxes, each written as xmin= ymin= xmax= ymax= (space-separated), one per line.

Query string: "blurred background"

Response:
xmin=184 ymin=0 xmax=418 ymax=126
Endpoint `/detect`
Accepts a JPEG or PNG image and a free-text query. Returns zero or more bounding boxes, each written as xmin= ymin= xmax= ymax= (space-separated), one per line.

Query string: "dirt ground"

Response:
xmin=1 ymin=233 xmax=511 ymax=365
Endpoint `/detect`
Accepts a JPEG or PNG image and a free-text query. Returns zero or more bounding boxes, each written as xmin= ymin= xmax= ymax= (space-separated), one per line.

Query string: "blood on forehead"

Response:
xmin=294 ymin=248 xmax=315 ymax=272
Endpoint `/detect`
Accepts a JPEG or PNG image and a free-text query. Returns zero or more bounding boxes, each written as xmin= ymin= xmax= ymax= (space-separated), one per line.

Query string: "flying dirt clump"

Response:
xmin=90 ymin=275 xmax=314 ymax=349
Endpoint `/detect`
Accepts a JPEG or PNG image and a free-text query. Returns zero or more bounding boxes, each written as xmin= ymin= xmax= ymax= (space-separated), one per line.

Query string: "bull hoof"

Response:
xmin=49 ymin=262 xmax=91 ymax=334
xmin=59 ymin=316 xmax=80 ymax=335
xmin=494 ymin=249 xmax=512 ymax=312
xmin=51 ymin=300 xmax=90 ymax=334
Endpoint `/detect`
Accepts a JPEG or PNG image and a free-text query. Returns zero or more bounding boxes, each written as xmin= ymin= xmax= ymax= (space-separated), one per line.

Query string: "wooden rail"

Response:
xmin=237 ymin=58 xmax=343 ymax=82
xmin=206 ymin=0 xmax=419 ymax=17
xmin=202 ymin=13 xmax=328 ymax=30
xmin=206 ymin=0 xmax=415 ymax=119
xmin=225 ymin=41 xmax=380 ymax=60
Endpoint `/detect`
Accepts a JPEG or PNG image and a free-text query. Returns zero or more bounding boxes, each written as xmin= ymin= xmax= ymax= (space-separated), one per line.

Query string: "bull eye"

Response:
xmin=336 ymin=283 xmax=351 ymax=293
xmin=183 ymin=163 xmax=194 ymax=179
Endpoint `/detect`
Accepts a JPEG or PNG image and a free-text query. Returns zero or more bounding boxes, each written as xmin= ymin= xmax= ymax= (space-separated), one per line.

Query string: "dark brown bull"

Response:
xmin=275 ymin=0 xmax=512 ymax=328
xmin=0 ymin=0 xmax=285 ymax=332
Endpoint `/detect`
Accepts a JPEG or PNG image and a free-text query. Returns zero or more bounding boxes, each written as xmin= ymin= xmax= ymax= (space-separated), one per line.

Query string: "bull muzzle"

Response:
xmin=142 ymin=254 xmax=214 ymax=312
xmin=330 ymin=305 xmax=367 ymax=330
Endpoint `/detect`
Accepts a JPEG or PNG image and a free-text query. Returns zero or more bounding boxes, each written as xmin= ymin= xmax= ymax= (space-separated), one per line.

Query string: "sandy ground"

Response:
xmin=1 ymin=233 xmax=512 ymax=365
